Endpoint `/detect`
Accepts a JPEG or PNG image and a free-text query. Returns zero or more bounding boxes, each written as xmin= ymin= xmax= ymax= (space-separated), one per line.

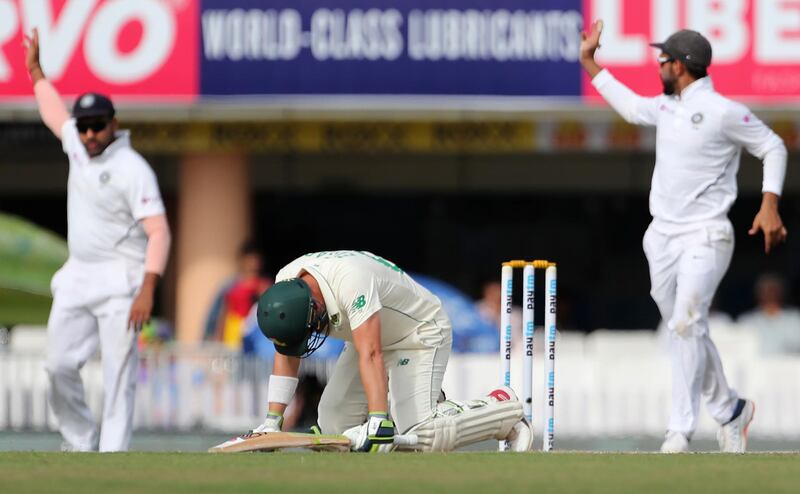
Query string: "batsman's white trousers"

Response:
xmin=46 ymin=259 xmax=140 ymax=452
xmin=317 ymin=317 xmax=452 ymax=435
xmin=643 ymin=221 xmax=739 ymax=436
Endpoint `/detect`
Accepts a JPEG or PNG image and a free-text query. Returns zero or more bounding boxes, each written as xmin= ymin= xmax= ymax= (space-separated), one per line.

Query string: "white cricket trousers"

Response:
xmin=317 ymin=318 xmax=452 ymax=435
xmin=46 ymin=259 xmax=140 ymax=452
xmin=643 ymin=221 xmax=739 ymax=436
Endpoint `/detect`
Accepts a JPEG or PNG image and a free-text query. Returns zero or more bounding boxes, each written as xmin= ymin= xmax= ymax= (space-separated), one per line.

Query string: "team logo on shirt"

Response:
xmin=99 ymin=171 xmax=110 ymax=184
xmin=352 ymin=295 xmax=366 ymax=311
xmin=691 ymin=113 xmax=704 ymax=125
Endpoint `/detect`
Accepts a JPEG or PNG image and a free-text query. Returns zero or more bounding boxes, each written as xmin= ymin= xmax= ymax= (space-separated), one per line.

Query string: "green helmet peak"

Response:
xmin=257 ymin=278 xmax=330 ymax=357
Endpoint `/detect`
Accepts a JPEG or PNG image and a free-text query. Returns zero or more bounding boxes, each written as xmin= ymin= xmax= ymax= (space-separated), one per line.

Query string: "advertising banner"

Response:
xmin=199 ymin=0 xmax=584 ymax=96
xmin=0 ymin=0 xmax=198 ymax=100
xmin=1 ymin=1 xmax=799 ymax=106
xmin=583 ymin=0 xmax=800 ymax=103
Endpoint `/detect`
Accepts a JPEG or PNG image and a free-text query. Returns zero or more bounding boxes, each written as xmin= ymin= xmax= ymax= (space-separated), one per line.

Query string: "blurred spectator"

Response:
xmin=475 ymin=280 xmax=502 ymax=328
xmin=204 ymin=240 xmax=273 ymax=352
xmin=737 ymin=273 xmax=800 ymax=354
xmin=411 ymin=273 xmax=497 ymax=353
xmin=475 ymin=279 xmax=521 ymax=352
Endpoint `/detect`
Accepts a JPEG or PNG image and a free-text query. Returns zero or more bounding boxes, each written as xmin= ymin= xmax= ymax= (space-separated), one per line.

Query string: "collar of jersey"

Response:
xmin=89 ymin=130 xmax=131 ymax=162
xmin=677 ymin=76 xmax=712 ymax=102
xmin=297 ymin=265 xmax=341 ymax=327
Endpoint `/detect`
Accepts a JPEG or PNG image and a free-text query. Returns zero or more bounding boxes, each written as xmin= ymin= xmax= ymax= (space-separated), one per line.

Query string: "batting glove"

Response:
xmin=253 ymin=411 xmax=283 ymax=433
xmin=344 ymin=412 xmax=395 ymax=452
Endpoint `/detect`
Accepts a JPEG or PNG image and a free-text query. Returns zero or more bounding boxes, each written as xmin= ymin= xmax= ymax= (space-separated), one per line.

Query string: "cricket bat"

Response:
xmin=209 ymin=431 xmax=352 ymax=453
xmin=209 ymin=431 xmax=419 ymax=453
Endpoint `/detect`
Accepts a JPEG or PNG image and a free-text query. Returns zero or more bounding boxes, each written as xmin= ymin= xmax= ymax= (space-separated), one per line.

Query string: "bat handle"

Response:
xmin=393 ymin=433 xmax=418 ymax=446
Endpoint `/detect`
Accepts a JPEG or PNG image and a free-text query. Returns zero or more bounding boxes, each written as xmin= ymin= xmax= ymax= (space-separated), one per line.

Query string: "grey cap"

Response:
xmin=650 ymin=30 xmax=712 ymax=69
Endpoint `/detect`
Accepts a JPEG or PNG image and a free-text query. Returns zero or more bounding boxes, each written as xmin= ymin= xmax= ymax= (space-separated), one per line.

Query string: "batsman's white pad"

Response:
xmin=400 ymin=387 xmax=524 ymax=452
xmin=506 ymin=417 xmax=534 ymax=452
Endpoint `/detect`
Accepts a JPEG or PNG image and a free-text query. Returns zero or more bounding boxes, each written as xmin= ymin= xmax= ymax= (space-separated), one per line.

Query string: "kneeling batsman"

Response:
xmin=234 ymin=251 xmax=532 ymax=452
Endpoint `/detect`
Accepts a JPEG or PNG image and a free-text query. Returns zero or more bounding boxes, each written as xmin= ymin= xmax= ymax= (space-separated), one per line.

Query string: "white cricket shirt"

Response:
xmin=592 ymin=70 xmax=787 ymax=233
xmin=61 ymin=119 xmax=165 ymax=264
xmin=276 ymin=251 xmax=449 ymax=345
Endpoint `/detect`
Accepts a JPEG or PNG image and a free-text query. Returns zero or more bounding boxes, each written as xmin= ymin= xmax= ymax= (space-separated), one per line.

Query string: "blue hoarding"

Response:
xmin=200 ymin=0 xmax=582 ymax=97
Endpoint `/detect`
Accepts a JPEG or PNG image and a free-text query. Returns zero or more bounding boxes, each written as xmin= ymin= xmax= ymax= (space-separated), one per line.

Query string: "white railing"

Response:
xmin=0 ymin=344 xmax=336 ymax=433
xmin=1 ymin=327 xmax=799 ymax=439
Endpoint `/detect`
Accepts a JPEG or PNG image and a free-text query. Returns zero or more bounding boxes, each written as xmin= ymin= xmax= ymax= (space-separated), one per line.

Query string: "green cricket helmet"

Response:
xmin=257 ymin=278 xmax=330 ymax=357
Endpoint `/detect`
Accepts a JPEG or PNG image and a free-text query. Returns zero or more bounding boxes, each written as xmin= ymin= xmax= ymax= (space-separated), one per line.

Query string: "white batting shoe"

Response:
xmin=718 ymin=399 xmax=755 ymax=453
xmin=660 ymin=431 xmax=690 ymax=453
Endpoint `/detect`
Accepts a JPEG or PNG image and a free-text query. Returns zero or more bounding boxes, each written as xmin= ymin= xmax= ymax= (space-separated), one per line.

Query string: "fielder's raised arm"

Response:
xmin=579 ymin=19 xmax=604 ymax=79
xmin=580 ymin=20 xmax=660 ymax=126
xmin=24 ymin=28 xmax=69 ymax=139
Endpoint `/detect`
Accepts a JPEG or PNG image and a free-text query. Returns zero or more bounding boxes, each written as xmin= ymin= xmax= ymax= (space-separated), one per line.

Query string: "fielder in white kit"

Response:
xmin=580 ymin=22 xmax=788 ymax=452
xmin=25 ymin=30 xmax=171 ymax=452
xmin=249 ymin=251 xmax=532 ymax=452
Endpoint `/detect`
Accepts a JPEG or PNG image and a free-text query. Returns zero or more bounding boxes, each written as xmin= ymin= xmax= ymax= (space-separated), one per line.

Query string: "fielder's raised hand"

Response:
xmin=579 ymin=19 xmax=604 ymax=78
xmin=344 ymin=412 xmax=395 ymax=452
xmin=23 ymin=28 xmax=45 ymax=82
xmin=580 ymin=20 xmax=603 ymax=58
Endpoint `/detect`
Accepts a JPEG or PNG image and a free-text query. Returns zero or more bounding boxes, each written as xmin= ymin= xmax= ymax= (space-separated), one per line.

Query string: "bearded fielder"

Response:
xmin=580 ymin=23 xmax=788 ymax=452
xmin=249 ymin=251 xmax=532 ymax=452
xmin=25 ymin=30 xmax=171 ymax=452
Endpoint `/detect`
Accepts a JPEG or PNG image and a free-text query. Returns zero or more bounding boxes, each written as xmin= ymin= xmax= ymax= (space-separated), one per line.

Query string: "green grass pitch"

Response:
xmin=1 ymin=451 xmax=798 ymax=494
